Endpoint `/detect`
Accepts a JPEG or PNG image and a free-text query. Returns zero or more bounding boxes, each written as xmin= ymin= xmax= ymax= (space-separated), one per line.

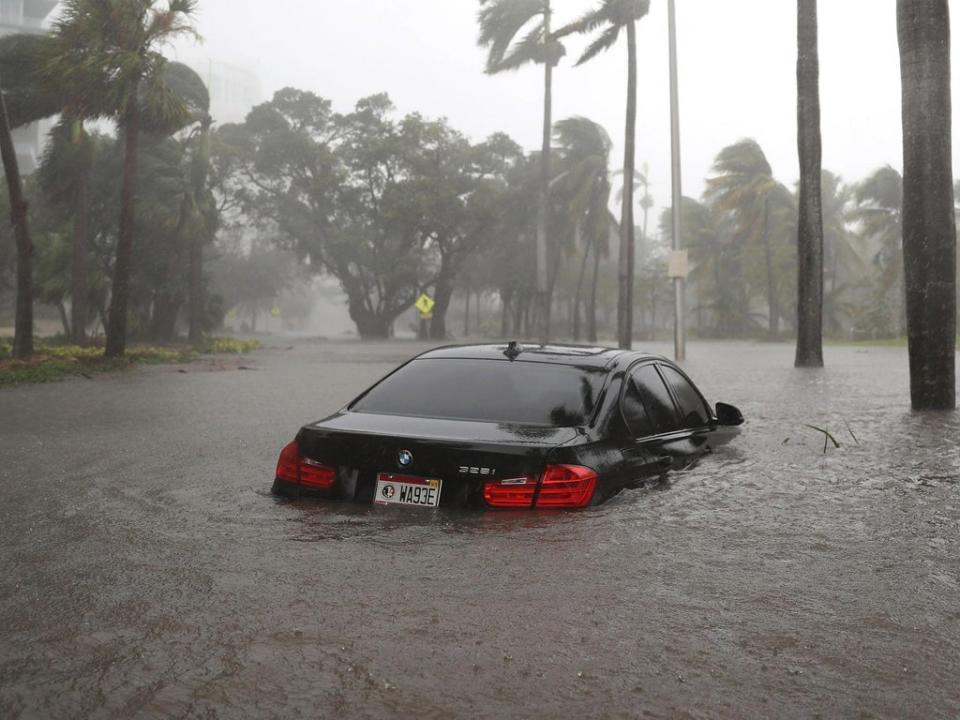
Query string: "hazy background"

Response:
xmin=170 ymin=0 xmax=925 ymax=215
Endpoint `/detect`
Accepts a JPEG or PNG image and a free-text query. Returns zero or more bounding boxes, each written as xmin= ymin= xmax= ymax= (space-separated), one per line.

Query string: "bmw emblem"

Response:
xmin=397 ymin=450 xmax=413 ymax=468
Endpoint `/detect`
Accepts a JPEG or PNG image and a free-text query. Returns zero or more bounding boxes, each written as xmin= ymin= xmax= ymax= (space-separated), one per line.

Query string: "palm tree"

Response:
xmin=795 ymin=0 xmax=824 ymax=367
xmin=478 ymin=0 xmax=565 ymax=340
xmin=47 ymin=0 xmax=199 ymax=357
xmin=850 ymin=166 xmax=904 ymax=335
xmin=551 ymin=116 xmax=615 ymax=341
xmin=818 ymin=171 xmax=864 ymax=335
xmin=705 ymin=139 xmax=788 ymax=338
xmin=897 ymin=0 xmax=956 ymax=410
xmin=556 ymin=0 xmax=651 ymax=349
xmin=0 ymin=71 xmax=34 ymax=359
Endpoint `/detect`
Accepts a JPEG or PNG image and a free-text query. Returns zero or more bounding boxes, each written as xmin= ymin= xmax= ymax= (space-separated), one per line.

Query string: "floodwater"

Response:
xmin=1 ymin=339 xmax=958 ymax=719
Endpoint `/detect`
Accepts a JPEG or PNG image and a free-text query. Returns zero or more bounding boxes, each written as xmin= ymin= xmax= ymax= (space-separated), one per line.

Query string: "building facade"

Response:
xmin=0 ymin=0 xmax=59 ymax=174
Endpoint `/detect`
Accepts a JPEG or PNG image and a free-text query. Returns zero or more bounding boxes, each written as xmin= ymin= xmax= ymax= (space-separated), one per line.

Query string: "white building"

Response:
xmin=0 ymin=0 xmax=58 ymax=174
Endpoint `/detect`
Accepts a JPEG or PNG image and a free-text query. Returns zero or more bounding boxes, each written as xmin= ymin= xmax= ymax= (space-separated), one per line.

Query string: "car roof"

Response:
xmin=416 ymin=343 xmax=665 ymax=369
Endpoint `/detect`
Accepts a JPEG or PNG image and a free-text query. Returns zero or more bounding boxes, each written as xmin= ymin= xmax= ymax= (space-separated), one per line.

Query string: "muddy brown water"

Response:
xmin=1 ymin=340 xmax=958 ymax=719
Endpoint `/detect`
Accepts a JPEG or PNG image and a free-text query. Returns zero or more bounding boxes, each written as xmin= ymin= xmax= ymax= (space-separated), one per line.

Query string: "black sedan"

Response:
xmin=272 ymin=342 xmax=743 ymax=509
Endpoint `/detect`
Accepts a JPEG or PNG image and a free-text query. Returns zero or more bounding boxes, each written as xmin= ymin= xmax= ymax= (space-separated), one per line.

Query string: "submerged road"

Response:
xmin=1 ymin=338 xmax=959 ymax=719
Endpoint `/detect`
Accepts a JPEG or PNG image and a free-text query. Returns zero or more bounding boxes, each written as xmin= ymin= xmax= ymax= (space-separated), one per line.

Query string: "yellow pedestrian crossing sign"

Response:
xmin=415 ymin=293 xmax=435 ymax=317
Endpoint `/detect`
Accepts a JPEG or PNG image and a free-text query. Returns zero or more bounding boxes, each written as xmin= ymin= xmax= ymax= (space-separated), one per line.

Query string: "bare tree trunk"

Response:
xmin=464 ymin=287 xmax=471 ymax=337
xmin=0 ymin=71 xmax=33 ymax=359
xmin=796 ymin=0 xmax=825 ymax=367
xmin=617 ymin=21 xmax=638 ymax=350
xmin=898 ymin=0 xmax=957 ymax=409
xmin=105 ymin=93 xmax=142 ymax=358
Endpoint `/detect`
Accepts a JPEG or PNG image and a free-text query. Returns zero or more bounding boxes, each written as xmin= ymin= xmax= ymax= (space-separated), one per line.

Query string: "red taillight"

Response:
xmin=276 ymin=441 xmax=300 ymax=483
xmin=534 ymin=464 xmax=597 ymax=508
xmin=483 ymin=464 xmax=597 ymax=509
xmin=483 ymin=475 xmax=538 ymax=508
xmin=275 ymin=440 xmax=336 ymax=490
xmin=299 ymin=458 xmax=336 ymax=489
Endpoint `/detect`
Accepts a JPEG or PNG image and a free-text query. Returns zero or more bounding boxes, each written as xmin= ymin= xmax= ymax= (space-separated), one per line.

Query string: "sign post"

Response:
xmin=415 ymin=293 xmax=435 ymax=340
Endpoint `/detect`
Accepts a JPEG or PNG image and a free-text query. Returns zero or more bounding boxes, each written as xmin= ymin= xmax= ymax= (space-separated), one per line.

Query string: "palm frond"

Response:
xmin=477 ymin=0 xmax=546 ymax=73
xmin=577 ymin=23 xmax=621 ymax=65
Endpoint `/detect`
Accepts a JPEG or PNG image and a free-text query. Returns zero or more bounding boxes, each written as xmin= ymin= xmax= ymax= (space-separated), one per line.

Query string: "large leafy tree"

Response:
xmin=47 ymin=0 xmax=199 ymax=357
xmin=795 ymin=0 xmax=825 ymax=367
xmin=556 ymin=0 xmax=651 ymax=349
xmin=478 ymin=0 xmax=565 ymax=340
xmin=897 ymin=0 xmax=956 ymax=409
xmin=219 ymin=90 xmax=514 ymax=339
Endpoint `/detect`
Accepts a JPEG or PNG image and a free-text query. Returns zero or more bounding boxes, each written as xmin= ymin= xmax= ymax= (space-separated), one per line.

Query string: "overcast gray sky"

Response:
xmin=171 ymin=0 xmax=950 ymax=219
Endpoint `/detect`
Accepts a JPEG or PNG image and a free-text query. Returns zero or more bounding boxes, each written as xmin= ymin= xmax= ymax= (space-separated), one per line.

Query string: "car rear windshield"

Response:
xmin=350 ymin=358 xmax=607 ymax=427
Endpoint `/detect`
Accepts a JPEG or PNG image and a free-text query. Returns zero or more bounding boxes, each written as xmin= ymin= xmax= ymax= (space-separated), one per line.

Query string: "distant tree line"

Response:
xmin=0 ymin=0 xmax=955 ymax=410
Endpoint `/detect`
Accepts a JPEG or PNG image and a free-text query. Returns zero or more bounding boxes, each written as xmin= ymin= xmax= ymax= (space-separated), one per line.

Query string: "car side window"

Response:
xmin=622 ymin=377 xmax=654 ymax=437
xmin=660 ymin=366 xmax=711 ymax=429
xmin=632 ymin=365 xmax=682 ymax=434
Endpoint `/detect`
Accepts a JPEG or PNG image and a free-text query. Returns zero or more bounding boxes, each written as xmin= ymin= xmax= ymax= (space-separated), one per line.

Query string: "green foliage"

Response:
xmin=477 ymin=0 xmax=564 ymax=73
xmin=555 ymin=0 xmax=650 ymax=66
xmin=195 ymin=337 xmax=261 ymax=354
xmin=215 ymin=89 xmax=526 ymax=338
xmin=0 ymin=336 xmax=258 ymax=387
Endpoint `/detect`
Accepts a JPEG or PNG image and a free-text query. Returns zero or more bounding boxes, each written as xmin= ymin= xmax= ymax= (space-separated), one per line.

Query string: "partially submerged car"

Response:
xmin=273 ymin=343 xmax=743 ymax=510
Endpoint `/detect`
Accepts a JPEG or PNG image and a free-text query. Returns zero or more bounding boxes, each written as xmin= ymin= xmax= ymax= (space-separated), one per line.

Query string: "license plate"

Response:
xmin=374 ymin=473 xmax=442 ymax=508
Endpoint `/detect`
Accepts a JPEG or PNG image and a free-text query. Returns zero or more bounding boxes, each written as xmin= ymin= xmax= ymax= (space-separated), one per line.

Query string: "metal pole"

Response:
xmin=668 ymin=0 xmax=686 ymax=362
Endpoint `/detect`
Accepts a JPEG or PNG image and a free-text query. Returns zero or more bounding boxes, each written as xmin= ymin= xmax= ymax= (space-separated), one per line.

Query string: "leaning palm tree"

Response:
xmin=47 ymin=0 xmax=199 ymax=357
xmin=551 ymin=116 xmax=615 ymax=341
xmin=556 ymin=0 xmax=650 ymax=349
xmin=478 ymin=0 xmax=565 ymax=341
xmin=795 ymin=0 xmax=824 ymax=367
xmin=897 ymin=0 xmax=956 ymax=410
xmin=705 ymin=139 xmax=787 ymax=338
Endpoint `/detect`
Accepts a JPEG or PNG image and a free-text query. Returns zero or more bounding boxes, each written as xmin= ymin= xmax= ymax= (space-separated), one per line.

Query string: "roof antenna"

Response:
xmin=503 ymin=341 xmax=523 ymax=360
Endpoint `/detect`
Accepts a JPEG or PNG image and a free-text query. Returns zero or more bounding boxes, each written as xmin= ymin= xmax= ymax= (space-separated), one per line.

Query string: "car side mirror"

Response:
xmin=716 ymin=402 xmax=744 ymax=426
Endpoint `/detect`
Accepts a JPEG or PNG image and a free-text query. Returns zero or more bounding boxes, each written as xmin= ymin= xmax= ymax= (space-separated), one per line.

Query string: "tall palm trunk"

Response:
xmin=71 ymin=177 xmax=89 ymax=345
xmin=618 ymin=19 xmax=638 ymax=349
xmin=898 ymin=0 xmax=956 ymax=409
xmin=796 ymin=0 xmax=825 ymax=367
xmin=536 ymin=2 xmax=553 ymax=342
xmin=0 ymin=71 xmax=33 ymax=359
xmin=105 ymin=93 xmax=142 ymax=358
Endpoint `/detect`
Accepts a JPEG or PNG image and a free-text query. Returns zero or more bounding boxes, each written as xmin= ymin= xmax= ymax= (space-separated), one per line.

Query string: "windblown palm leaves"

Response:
xmin=478 ymin=0 xmax=564 ymax=72
xmin=556 ymin=0 xmax=650 ymax=66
